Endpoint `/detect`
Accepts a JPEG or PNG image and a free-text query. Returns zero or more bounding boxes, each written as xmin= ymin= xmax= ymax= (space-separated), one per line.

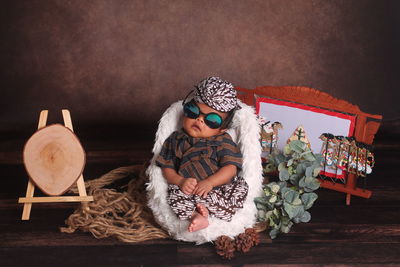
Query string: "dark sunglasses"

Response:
xmin=183 ymin=100 xmax=224 ymax=129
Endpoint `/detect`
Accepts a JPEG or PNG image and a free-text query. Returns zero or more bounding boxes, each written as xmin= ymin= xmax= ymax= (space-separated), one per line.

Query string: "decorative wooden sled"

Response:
xmin=236 ymin=86 xmax=382 ymax=205
xmin=18 ymin=110 xmax=93 ymax=220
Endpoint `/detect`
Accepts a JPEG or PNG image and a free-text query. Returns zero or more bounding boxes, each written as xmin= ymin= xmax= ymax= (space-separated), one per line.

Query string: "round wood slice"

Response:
xmin=23 ymin=124 xmax=86 ymax=196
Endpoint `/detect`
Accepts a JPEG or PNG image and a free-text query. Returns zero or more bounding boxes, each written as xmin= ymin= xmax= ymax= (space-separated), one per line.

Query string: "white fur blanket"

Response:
xmin=146 ymin=100 xmax=263 ymax=244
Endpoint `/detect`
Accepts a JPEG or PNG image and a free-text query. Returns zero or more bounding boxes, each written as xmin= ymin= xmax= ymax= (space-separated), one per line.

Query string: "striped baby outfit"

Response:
xmin=156 ymin=130 xmax=248 ymax=221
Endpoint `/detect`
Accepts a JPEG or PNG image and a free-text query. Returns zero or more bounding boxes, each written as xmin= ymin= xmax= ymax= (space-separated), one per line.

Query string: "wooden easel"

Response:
xmin=18 ymin=109 xmax=94 ymax=220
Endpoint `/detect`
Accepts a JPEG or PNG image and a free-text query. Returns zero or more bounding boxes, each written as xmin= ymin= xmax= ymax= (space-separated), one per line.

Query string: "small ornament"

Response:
xmin=288 ymin=125 xmax=311 ymax=147
xmin=347 ymin=140 xmax=358 ymax=174
xmin=366 ymin=150 xmax=375 ymax=174
xmin=258 ymin=115 xmax=282 ymax=154
xmin=321 ymin=149 xmax=335 ymax=166
xmin=336 ymin=138 xmax=352 ymax=171
xmin=319 ymin=134 xmax=375 ymax=177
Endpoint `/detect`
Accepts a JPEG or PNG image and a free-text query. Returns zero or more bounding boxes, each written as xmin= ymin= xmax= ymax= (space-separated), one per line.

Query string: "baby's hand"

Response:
xmin=180 ymin=178 xmax=197 ymax=195
xmin=193 ymin=180 xmax=213 ymax=198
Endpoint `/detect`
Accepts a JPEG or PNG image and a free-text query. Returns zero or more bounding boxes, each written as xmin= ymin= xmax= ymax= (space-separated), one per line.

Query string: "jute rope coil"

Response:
xmin=60 ymin=165 xmax=169 ymax=243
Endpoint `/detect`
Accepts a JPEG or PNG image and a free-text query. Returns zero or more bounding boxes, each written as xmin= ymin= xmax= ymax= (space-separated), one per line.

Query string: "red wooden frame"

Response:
xmin=236 ymin=86 xmax=382 ymax=205
xmin=255 ymin=96 xmax=356 ymax=179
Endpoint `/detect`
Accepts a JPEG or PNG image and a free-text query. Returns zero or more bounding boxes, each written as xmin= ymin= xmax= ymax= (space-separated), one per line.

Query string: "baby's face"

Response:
xmin=183 ymin=102 xmax=228 ymax=138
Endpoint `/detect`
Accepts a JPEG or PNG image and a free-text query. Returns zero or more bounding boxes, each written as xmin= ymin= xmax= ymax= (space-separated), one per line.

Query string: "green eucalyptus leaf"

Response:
xmin=267 ymin=201 xmax=275 ymax=210
xmin=283 ymin=190 xmax=302 ymax=206
xmin=265 ymin=210 xmax=273 ymax=219
xmin=275 ymin=153 xmax=286 ymax=164
xmin=314 ymin=154 xmax=324 ymax=164
xmin=267 ymin=182 xmax=280 ymax=194
xmin=254 ymin=197 xmax=268 ymax=206
xmin=256 ymin=203 xmax=266 ymax=210
xmin=281 ymin=220 xmax=293 ymax=233
xmin=303 ymin=187 xmax=312 ymax=193
xmin=279 ymin=168 xmax=290 ymax=181
xmin=296 ymin=163 xmax=306 ymax=176
xmin=269 ymin=218 xmax=277 ymax=227
xmin=290 ymin=174 xmax=300 ymax=185
xmin=270 ymin=214 xmax=280 ymax=227
xmin=305 ymin=162 xmax=313 ymax=169
xmin=271 ymin=184 xmax=280 ymax=194
xmin=283 ymin=202 xmax=304 ymax=219
xmin=287 ymin=159 xmax=294 ymax=166
xmin=312 ymin=160 xmax=321 ymax=169
xmin=301 ymin=192 xmax=318 ymax=210
xmin=289 ymin=140 xmax=307 ymax=153
xmin=302 ymin=150 xmax=316 ymax=161
xmin=288 ymin=166 xmax=294 ymax=175
xmin=281 ymin=215 xmax=291 ymax=225
xmin=269 ymin=228 xmax=280 ymax=239
xmin=263 ymin=189 xmax=271 ymax=197
xmin=292 ymin=153 xmax=301 ymax=160
xmin=305 ymin=167 xmax=313 ymax=178
xmin=263 ymin=186 xmax=270 ymax=194
xmin=280 ymin=207 xmax=288 ymax=217
xmin=255 ymin=198 xmax=274 ymax=210
xmin=257 ymin=210 xmax=266 ymax=220
xmin=278 ymin=162 xmax=286 ymax=172
xmin=274 ymin=200 xmax=283 ymax=207
xmin=264 ymin=163 xmax=276 ymax=173
xmin=281 ymin=186 xmax=290 ymax=196
xmin=293 ymin=216 xmax=301 ymax=223
xmin=299 ymin=177 xmax=306 ymax=188
xmin=283 ymin=144 xmax=292 ymax=155
xmin=304 ymin=177 xmax=321 ymax=191
xmin=278 ymin=181 xmax=287 ymax=190
xmin=280 ymin=224 xmax=291 ymax=233
xmin=313 ymin=167 xmax=322 ymax=177
xmin=263 ymin=185 xmax=271 ymax=194
xmin=272 ymin=208 xmax=280 ymax=218
xmin=299 ymin=211 xmax=311 ymax=222
xmin=292 ymin=198 xmax=302 ymax=206
xmin=288 ymin=220 xmax=293 ymax=229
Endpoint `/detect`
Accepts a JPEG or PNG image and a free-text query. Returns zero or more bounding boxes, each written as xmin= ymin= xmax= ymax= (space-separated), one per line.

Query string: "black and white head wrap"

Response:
xmin=193 ymin=77 xmax=239 ymax=113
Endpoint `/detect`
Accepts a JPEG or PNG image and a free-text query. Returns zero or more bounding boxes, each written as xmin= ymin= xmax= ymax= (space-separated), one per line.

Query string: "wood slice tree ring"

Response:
xmin=23 ymin=124 xmax=86 ymax=196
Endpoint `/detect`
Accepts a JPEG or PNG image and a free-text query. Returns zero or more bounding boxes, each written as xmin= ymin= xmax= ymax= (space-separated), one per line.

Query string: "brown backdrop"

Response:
xmin=1 ymin=0 xmax=399 ymax=136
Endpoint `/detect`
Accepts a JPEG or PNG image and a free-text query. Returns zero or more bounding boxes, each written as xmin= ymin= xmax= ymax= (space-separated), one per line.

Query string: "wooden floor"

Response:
xmin=1 ymin=128 xmax=400 ymax=266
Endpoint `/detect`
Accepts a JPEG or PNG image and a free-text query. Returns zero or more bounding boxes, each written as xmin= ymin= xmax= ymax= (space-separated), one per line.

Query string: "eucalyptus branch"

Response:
xmin=255 ymin=140 xmax=323 ymax=239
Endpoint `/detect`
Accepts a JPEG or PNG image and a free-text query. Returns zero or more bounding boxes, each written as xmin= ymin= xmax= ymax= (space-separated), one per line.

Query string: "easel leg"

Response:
xmin=76 ymin=174 xmax=89 ymax=210
xmin=21 ymin=110 xmax=48 ymax=220
xmin=76 ymin=175 xmax=87 ymax=197
xmin=62 ymin=109 xmax=74 ymax=131
xmin=62 ymin=109 xmax=90 ymax=210
xmin=21 ymin=180 xmax=35 ymax=220
xmin=345 ymin=173 xmax=356 ymax=206
xmin=346 ymin=193 xmax=351 ymax=205
xmin=37 ymin=110 xmax=49 ymax=129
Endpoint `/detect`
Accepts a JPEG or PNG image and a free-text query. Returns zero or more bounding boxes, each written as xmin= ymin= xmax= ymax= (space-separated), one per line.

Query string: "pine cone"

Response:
xmin=245 ymin=228 xmax=261 ymax=246
xmin=235 ymin=232 xmax=253 ymax=253
xmin=215 ymin=235 xmax=236 ymax=259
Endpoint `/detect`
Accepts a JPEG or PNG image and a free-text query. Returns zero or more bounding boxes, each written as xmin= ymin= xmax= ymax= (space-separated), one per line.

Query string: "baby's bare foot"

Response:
xmin=196 ymin=204 xmax=209 ymax=217
xmin=188 ymin=212 xmax=209 ymax=232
